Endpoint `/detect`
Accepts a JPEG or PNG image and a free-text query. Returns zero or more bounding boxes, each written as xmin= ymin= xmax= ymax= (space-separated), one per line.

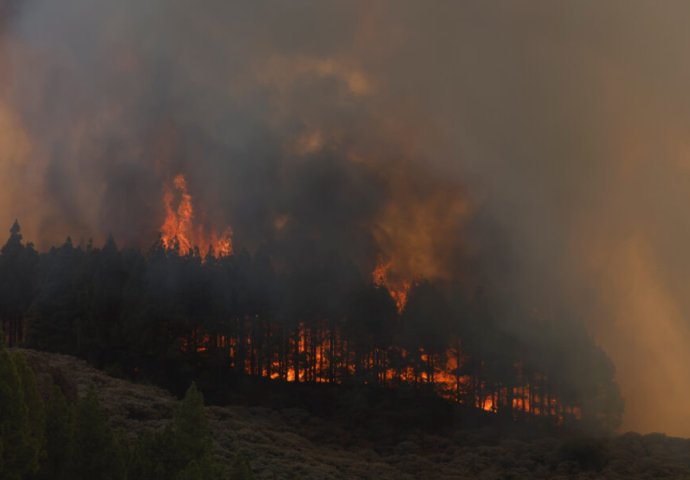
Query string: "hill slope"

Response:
xmin=19 ymin=349 xmax=690 ymax=479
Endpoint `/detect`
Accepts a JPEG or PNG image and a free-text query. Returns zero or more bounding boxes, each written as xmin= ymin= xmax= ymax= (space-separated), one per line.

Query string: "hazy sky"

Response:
xmin=2 ymin=1 xmax=690 ymax=435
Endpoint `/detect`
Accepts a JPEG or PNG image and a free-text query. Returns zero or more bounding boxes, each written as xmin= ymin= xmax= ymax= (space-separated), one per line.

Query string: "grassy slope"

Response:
xmin=18 ymin=349 xmax=690 ymax=480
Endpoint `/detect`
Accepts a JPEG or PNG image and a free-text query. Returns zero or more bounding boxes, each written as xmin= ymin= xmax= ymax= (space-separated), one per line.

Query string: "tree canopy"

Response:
xmin=0 ymin=222 xmax=623 ymax=430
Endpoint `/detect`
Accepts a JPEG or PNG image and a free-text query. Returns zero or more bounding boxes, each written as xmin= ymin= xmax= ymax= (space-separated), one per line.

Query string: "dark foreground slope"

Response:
xmin=19 ymin=349 xmax=690 ymax=480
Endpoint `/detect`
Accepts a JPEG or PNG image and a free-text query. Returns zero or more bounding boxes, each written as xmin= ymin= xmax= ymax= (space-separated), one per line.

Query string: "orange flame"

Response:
xmin=160 ymin=174 xmax=233 ymax=258
xmin=373 ymin=260 xmax=411 ymax=312
xmin=183 ymin=324 xmax=581 ymax=421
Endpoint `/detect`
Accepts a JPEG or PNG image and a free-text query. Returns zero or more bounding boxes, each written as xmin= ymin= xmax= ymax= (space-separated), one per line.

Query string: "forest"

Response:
xmin=0 ymin=221 xmax=623 ymax=432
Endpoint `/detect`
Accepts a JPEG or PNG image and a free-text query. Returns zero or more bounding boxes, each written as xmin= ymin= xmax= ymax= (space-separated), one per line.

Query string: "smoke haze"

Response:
xmin=2 ymin=1 xmax=690 ymax=435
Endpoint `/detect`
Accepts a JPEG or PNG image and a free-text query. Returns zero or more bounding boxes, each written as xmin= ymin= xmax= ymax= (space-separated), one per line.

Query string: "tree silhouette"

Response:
xmin=72 ymin=389 xmax=125 ymax=480
xmin=0 ymin=221 xmax=38 ymax=346
xmin=0 ymin=221 xmax=623 ymax=430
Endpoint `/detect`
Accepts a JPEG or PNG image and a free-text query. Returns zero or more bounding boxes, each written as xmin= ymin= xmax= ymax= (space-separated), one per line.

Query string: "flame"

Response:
xmin=184 ymin=325 xmax=580 ymax=422
xmin=373 ymin=260 xmax=411 ymax=312
xmin=160 ymin=174 xmax=233 ymax=258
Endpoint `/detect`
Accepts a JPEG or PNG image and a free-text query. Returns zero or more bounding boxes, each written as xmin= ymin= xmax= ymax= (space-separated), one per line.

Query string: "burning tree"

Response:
xmin=160 ymin=174 xmax=233 ymax=260
xmin=0 ymin=222 xmax=623 ymax=430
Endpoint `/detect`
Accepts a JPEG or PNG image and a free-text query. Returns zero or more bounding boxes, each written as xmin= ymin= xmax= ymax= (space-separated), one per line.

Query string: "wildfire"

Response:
xmin=373 ymin=260 xmax=412 ymax=312
xmin=160 ymin=174 xmax=233 ymax=259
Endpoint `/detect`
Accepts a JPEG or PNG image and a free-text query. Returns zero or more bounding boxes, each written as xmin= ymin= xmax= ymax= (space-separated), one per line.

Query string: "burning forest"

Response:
xmin=0 ymin=216 xmax=620 ymax=431
xmin=6 ymin=1 xmax=690 ymax=478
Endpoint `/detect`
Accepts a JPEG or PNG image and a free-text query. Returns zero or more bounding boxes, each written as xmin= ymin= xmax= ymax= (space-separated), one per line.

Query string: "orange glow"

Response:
xmin=372 ymin=260 xmax=412 ymax=312
xmin=180 ymin=316 xmax=578 ymax=421
xmin=182 ymin=323 xmax=579 ymax=421
xmin=160 ymin=174 xmax=233 ymax=259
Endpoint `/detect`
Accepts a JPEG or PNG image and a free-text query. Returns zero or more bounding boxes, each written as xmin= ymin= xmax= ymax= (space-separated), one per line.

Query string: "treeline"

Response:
xmin=0 ymin=341 xmax=255 ymax=480
xmin=0 ymin=222 xmax=622 ymax=430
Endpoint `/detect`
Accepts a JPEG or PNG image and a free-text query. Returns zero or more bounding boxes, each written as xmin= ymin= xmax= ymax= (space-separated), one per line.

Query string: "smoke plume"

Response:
xmin=2 ymin=0 xmax=689 ymax=435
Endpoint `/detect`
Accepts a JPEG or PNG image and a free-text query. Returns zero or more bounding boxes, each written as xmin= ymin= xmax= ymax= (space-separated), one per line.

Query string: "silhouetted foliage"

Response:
xmin=0 ymin=344 xmax=35 ymax=480
xmin=0 ymin=337 xmax=223 ymax=480
xmin=558 ymin=436 xmax=610 ymax=471
xmin=0 ymin=222 xmax=38 ymax=347
xmin=229 ymin=455 xmax=255 ymax=480
xmin=129 ymin=383 xmax=222 ymax=480
xmin=0 ymin=222 xmax=623 ymax=431
xmin=71 ymin=389 xmax=125 ymax=480
xmin=37 ymin=388 xmax=74 ymax=480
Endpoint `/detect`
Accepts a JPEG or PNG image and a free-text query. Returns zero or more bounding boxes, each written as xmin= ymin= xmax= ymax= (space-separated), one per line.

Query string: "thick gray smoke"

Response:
xmin=2 ymin=0 xmax=690 ymax=435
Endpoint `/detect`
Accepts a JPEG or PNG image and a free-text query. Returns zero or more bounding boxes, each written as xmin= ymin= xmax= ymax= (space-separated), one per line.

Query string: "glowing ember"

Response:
xmin=182 ymin=324 xmax=580 ymax=422
xmin=160 ymin=174 xmax=233 ymax=259
xmin=372 ymin=260 xmax=411 ymax=312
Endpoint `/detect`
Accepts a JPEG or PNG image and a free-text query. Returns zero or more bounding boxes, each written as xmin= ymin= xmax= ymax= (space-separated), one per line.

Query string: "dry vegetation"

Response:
xmin=18 ymin=349 xmax=690 ymax=479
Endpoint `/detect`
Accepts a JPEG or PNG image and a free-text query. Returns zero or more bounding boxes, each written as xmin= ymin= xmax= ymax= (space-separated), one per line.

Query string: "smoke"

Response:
xmin=2 ymin=0 xmax=690 ymax=434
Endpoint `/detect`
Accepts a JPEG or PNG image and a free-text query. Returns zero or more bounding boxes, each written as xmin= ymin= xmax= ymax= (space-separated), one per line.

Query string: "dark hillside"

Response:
xmin=18 ymin=348 xmax=690 ymax=480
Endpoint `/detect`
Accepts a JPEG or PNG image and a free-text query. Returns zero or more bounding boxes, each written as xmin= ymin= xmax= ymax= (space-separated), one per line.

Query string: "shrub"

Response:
xmin=558 ymin=436 xmax=609 ymax=471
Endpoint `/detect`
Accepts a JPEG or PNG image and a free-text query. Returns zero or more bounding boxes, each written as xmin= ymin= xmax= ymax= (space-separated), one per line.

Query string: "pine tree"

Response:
xmin=0 ymin=221 xmax=37 ymax=346
xmin=12 ymin=352 xmax=45 ymax=473
xmin=128 ymin=429 xmax=177 ymax=480
xmin=172 ymin=383 xmax=213 ymax=467
xmin=71 ymin=389 xmax=125 ymax=480
xmin=38 ymin=387 xmax=74 ymax=480
xmin=176 ymin=461 xmax=204 ymax=480
xmin=129 ymin=383 xmax=221 ymax=480
xmin=229 ymin=455 xmax=255 ymax=480
xmin=0 ymin=341 xmax=32 ymax=480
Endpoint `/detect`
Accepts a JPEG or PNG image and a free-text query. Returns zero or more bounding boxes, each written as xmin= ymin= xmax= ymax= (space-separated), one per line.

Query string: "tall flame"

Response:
xmin=372 ymin=260 xmax=412 ymax=312
xmin=160 ymin=174 xmax=233 ymax=258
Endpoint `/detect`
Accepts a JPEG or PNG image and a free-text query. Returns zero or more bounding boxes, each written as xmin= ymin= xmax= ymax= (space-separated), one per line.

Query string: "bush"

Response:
xmin=38 ymin=387 xmax=74 ymax=480
xmin=558 ymin=436 xmax=609 ymax=471
xmin=72 ymin=389 xmax=126 ymax=480
xmin=130 ymin=382 xmax=224 ymax=480
xmin=229 ymin=455 xmax=255 ymax=480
